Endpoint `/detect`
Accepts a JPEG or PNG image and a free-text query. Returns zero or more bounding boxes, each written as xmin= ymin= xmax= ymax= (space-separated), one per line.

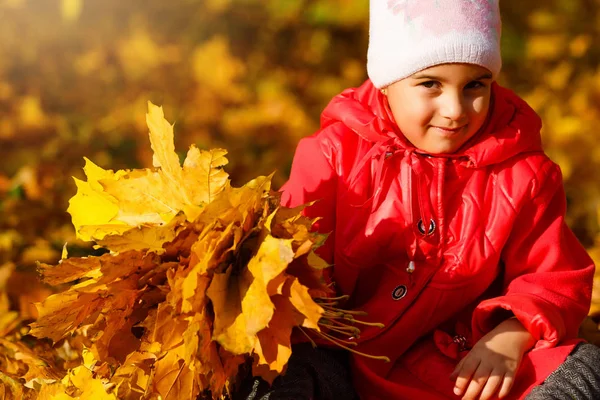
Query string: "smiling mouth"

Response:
xmin=432 ymin=126 xmax=466 ymax=134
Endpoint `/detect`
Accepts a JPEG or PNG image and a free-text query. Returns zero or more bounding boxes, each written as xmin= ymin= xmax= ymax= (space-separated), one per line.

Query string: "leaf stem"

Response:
xmin=297 ymin=327 xmax=317 ymax=348
xmin=318 ymin=323 xmax=360 ymax=337
xmin=315 ymin=295 xmax=350 ymax=302
xmin=310 ymin=330 xmax=390 ymax=362
xmin=340 ymin=318 xmax=386 ymax=329
xmin=320 ymin=305 xmax=368 ymax=316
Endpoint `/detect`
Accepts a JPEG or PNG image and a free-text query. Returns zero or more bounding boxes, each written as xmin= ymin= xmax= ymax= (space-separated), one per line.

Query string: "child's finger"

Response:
xmin=497 ymin=374 xmax=515 ymax=398
xmin=450 ymin=357 xmax=466 ymax=380
xmin=453 ymin=357 xmax=481 ymax=396
xmin=478 ymin=371 xmax=504 ymax=400
xmin=461 ymin=365 xmax=492 ymax=400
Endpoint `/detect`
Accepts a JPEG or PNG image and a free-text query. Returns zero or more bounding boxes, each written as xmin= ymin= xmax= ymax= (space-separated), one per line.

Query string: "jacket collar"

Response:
xmin=320 ymin=79 xmax=543 ymax=167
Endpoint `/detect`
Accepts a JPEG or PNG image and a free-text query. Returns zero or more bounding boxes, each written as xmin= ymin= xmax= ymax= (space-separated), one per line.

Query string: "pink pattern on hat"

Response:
xmin=387 ymin=0 xmax=404 ymax=15
xmin=387 ymin=0 xmax=499 ymax=37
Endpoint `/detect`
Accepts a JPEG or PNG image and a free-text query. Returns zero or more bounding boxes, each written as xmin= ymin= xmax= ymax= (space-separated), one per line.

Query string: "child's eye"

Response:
xmin=465 ymin=81 xmax=486 ymax=90
xmin=419 ymin=81 xmax=439 ymax=89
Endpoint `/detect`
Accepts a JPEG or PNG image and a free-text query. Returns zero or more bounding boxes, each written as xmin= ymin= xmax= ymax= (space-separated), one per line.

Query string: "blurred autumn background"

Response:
xmin=1 ymin=0 xmax=600 ymax=387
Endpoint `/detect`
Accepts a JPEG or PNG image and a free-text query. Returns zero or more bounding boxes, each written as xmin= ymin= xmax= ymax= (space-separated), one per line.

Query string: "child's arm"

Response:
xmin=460 ymin=162 xmax=594 ymax=399
xmin=280 ymin=129 xmax=340 ymax=265
xmin=471 ymin=162 xmax=594 ymax=345
xmin=450 ymin=317 xmax=536 ymax=400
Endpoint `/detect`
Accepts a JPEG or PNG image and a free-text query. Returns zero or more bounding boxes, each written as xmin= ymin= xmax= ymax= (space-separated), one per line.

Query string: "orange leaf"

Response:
xmin=140 ymin=303 xmax=187 ymax=353
xmin=39 ymin=257 xmax=101 ymax=286
xmin=30 ymin=252 xmax=159 ymax=347
xmin=152 ymin=350 xmax=198 ymax=400
xmin=252 ymin=295 xmax=297 ymax=383
xmin=207 ymin=236 xmax=294 ymax=354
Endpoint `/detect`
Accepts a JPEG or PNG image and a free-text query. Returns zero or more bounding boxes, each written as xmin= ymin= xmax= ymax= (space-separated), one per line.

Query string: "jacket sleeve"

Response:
xmin=279 ymin=128 xmax=339 ymax=266
xmin=471 ymin=162 xmax=595 ymax=349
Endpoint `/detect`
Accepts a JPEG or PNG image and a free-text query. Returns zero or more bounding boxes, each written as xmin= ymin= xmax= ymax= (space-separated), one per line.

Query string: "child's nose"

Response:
xmin=439 ymin=94 xmax=467 ymax=121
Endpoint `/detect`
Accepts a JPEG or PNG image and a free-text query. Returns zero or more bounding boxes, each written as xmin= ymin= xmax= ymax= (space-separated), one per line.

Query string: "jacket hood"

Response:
xmin=320 ymin=79 xmax=543 ymax=168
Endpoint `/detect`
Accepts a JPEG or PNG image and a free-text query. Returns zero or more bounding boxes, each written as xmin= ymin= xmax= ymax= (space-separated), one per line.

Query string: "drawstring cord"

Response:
xmin=345 ymin=141 xmax=451 ymax=285
xmin=404 ymin=154 xmax=447 ymax=284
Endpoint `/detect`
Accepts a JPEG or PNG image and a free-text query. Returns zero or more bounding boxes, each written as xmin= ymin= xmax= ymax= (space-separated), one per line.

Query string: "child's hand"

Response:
xmin=449 ymin=317 xmax=535 ymax=400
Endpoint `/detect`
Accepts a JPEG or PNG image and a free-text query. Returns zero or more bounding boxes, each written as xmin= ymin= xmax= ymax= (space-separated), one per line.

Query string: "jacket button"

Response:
xmin=417 ymin=219 xmax=436 ymax=236
xmin=392 ymin=285 xmax=408 ymax=300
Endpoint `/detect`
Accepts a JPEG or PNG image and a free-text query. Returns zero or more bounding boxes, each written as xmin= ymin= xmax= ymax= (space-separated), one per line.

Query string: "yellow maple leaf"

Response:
xmin=176 ymin=178 xmax=272 ymax=313
xmin=68 ymin=102 xmax=229 ymax=243
xmin=67 ymin=158 xmax=127 ymax=241
xmin=195 ymin=175 xmax=272 ymax=232
xmin=111 ymin=351 xmax=155 ymax=399
xmin=206 ymin=266 xmax=251 ymax=354
xmin=207 ymin=235 xmax=294 ymax=355
xmin=289 ymin=278 xmax=324 ymax=330
xmin=147 ymin=101 xmax=185 ymax=184
xmin=60 ymin=357 xmax=117 ymax=400
xmin=92 ymin=213 xmax=188 ymax=255
xmin=182 ymin=146 xmax=229 ymax=204
xmin=179 ymin=222 xmax=238 ymax=314
xmin=35 ymin=383 xmax=68 ymax=400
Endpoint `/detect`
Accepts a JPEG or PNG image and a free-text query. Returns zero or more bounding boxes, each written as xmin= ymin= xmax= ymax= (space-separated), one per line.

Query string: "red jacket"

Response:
xmin=280 ymin=80 xmax=594 ymax=399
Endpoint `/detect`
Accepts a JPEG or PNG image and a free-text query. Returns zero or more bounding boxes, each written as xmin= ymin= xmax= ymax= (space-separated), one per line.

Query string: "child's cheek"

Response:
xmin=469 ymin=91 xmax=492 ymax=116
xmin=418 ymin=102 xmax=436 ymax=128
xmin=402 ymin=97 xmax=431 ymax=125
xmin=471 ymin=96 xmax=486 ymax=114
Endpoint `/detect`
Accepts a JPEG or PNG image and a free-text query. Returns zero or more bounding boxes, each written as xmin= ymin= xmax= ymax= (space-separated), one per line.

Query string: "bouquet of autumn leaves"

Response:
xmin=22 ymin=102 xmax=349 ymax=399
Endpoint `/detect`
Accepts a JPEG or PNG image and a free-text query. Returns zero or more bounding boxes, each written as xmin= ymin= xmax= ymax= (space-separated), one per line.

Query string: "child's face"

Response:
xmin=385 ymin=63 xmax=493 ymax=154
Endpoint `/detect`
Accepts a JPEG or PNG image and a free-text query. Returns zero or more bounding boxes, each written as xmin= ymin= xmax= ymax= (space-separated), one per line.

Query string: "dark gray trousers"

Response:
xmin=525 ymin=343 xmax=600 ymax=400
xmin=234 ymin=343 xmax=358 ymax=400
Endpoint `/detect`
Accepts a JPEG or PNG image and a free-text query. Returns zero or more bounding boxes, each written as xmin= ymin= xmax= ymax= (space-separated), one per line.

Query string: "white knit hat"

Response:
xmin=367 ymin=0 xmax=502 ymax=89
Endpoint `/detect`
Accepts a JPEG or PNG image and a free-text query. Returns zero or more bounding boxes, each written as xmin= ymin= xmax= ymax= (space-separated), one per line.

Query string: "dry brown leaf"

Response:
xmin=252 ymin=295 xmax=298 ymax=384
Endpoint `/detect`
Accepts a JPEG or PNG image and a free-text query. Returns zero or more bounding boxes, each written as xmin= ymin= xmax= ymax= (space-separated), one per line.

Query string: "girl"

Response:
xmin=245 ymin=1 xmax=598 ymax=399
